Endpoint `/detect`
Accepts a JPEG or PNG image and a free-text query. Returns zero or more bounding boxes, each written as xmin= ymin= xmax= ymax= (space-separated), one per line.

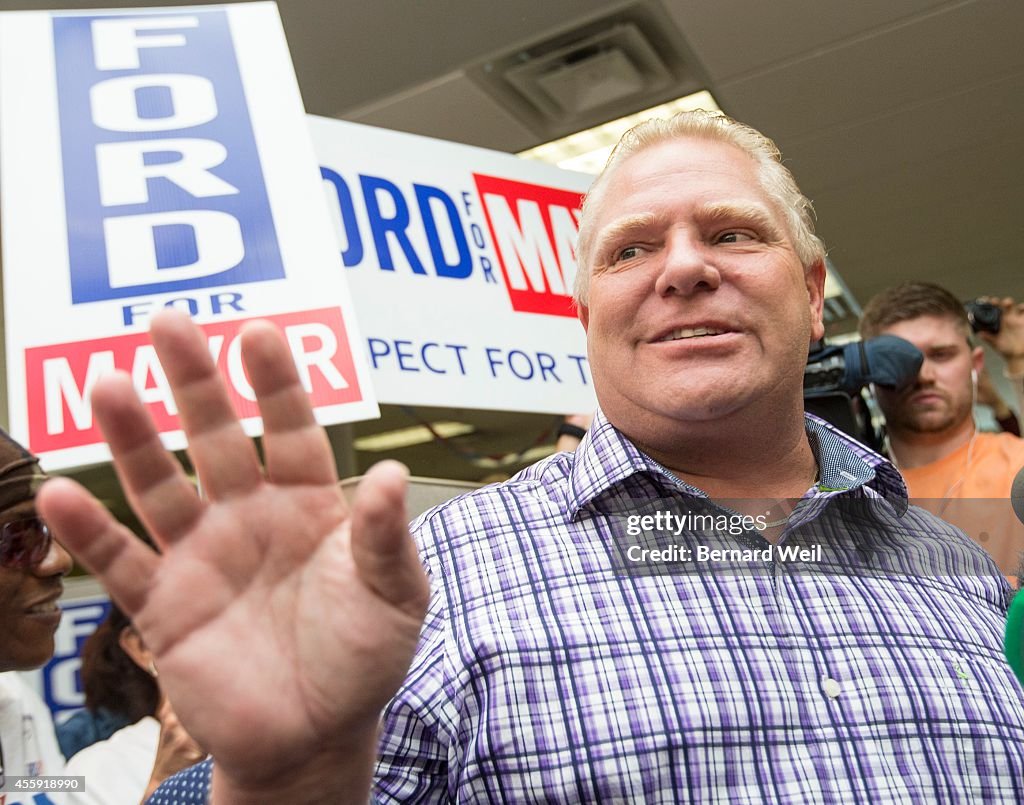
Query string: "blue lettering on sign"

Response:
xmin=52 ymin=10 xmax=285 ymax=303
xmin=40 ymin=599 xmax=110 ymax=720
xmin=414 ymin=184 xmax=471 ymax=279
xmin=321 ymin=167 xmax=363 ymax=267
xmin=367 ymin=337 xmax=470 ymax=375
xmin=323 ymin=169 xmax=473 ymax=280
xmin=484 ymin=347 xmax=564 ymax=382
xmin=360 ymin=174 xmax=427 ymax=275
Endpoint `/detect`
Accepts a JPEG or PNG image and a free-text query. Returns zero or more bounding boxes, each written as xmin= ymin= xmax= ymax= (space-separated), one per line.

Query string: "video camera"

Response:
xmin=804 ymin=335 xmax=923 ymax=450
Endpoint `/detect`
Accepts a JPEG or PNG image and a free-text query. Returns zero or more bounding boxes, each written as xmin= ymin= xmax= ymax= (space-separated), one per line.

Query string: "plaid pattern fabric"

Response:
xmin=375 ymin=412 xmax=1024 ymax=803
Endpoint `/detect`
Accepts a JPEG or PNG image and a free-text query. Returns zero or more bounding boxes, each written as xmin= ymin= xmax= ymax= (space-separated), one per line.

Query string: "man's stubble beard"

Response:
xmin=890 ymin=392 xmax=972 ymax=436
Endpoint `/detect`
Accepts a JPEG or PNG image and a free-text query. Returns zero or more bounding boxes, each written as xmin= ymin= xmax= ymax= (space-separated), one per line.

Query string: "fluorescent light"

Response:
xmin=824 ymin=271 xmax=842 ymax=299
xmin=472 ymin=443 xmax=557 ymax=469
xmin=354 ymin=421 xmax=475 ymax=452
xmin=517 ymin=89 xmax=720 ymax=175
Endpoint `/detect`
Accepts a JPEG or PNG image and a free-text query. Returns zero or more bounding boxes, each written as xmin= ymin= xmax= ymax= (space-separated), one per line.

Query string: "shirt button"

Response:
xmin=823 ymin=677 xmax=842 ymax=698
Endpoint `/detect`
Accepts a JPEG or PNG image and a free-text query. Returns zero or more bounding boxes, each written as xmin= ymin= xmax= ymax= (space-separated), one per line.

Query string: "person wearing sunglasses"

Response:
xmin=0 ymin=427 xmax=72 ymax=803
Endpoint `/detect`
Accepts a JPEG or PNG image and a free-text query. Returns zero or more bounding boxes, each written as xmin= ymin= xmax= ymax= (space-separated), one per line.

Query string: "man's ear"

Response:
xmin=118 ymin=625 xmax=155 ymax=674
xmin=578 ymin=302 xmax=590 ymax=332
xmin=806 ymin=258 xmax=827 ymax=343
xmin=972 ymin=345 xmax=985 ymax=376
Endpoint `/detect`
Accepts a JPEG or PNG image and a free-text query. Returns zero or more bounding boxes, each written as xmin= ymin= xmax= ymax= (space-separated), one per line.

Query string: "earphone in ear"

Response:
xmin=971 ymin=368 xmax=979 ymax=385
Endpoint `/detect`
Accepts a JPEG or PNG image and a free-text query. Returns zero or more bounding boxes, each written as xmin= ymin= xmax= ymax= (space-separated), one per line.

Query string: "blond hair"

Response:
xmin=574 ymin=109 xmax=825 ymax=305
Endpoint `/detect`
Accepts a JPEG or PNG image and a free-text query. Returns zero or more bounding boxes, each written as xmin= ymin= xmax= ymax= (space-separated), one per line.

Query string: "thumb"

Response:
xmin=348 ymin=461 xmax=429 ymax=620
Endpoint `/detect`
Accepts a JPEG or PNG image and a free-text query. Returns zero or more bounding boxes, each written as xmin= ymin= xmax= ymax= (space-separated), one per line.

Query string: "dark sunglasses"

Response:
xmin=0 ymin=516 xmax=53 ymax=569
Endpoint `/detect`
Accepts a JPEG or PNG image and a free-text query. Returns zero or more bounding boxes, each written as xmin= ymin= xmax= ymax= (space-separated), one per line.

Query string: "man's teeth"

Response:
xmin=27 ymin=602 xmax=58 ymax=615
xmin=662 ymin=327 xmax=726 ymax=341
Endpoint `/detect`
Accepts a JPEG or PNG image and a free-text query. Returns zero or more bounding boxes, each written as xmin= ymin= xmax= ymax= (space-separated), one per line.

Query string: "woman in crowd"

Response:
xmin=63 ymin=603 xmax=205 ymax=804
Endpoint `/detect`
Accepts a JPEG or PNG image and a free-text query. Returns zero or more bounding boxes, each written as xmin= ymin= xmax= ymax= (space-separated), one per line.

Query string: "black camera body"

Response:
xmin=965 ymin=300 xmax=1001 ymax=334
xmin=804 ymin=335 xmax=924 ymax=450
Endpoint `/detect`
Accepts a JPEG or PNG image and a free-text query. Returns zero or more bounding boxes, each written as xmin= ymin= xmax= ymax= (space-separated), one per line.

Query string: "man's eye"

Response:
xmin=615 ymin=245 xmax=643 ymax=261
xmin=717 ymin=231 xmax=754 ymax=244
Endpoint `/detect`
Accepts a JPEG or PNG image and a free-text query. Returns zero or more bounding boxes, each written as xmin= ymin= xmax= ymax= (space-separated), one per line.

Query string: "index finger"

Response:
xmin=37 ymin=477 xmax=159 ymax=617
xmin=150 ymin=310 xmax=263 ymax=500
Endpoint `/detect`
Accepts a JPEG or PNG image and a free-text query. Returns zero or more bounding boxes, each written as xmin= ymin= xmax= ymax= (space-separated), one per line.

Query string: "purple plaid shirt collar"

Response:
xmin=567 ymin=409 xmax=908 ymax=519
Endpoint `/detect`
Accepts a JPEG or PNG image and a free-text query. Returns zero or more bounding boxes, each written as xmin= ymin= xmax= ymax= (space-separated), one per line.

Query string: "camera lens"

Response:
xmin=964 ymin=300 xmax=1002 ymax=334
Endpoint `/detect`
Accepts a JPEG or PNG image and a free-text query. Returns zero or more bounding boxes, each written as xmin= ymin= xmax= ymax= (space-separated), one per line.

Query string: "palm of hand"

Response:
xmin=140 ymin=486 xmax=418 ymax=779
xmin=38 ymin=311 xmax=428 ymax=790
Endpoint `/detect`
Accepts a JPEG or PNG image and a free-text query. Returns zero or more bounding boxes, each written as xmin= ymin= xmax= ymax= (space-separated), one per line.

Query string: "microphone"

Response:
xmin=1004 ymin=465 xmax=1024 ymax=685
xmin=804 ymin=335 xmax=924 ymax=396
xmin=848 ymin=334 xmax=925 ymax=393
xmin=1013 ymin=466 xmax=1024 ymax=532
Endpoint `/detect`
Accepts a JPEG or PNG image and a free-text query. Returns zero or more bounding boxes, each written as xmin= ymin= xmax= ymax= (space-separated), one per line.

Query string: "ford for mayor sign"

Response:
xmin=0 ymin=3 xmax=378 ymax=471
xmin=311 ymin=116 xmax=597 ymax=416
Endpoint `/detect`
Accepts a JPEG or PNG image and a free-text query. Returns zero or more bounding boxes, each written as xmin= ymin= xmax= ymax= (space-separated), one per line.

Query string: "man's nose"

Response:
xmin=915 ymin=359 xmax=938 ymax=385
xmin=33 ymin=537 xmax=72 ymax=579
xmin=654 ymin=232 xmax=721 ymax=297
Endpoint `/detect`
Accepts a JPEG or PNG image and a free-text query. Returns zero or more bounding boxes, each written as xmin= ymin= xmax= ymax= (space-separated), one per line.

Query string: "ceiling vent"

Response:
xmin=505 ymin=23 xmax=672 ymax=119
xmin=468 ymin=4 xmax=706 ymax=143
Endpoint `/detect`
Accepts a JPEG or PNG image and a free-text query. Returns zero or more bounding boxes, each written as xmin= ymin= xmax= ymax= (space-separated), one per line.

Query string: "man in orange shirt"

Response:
xmin=860 ymin=282 xmax=1024 ymax=575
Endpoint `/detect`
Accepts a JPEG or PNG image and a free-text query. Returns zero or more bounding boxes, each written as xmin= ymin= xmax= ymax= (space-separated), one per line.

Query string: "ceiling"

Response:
xmin=2 ymin=0 xmax=1023 ymax=499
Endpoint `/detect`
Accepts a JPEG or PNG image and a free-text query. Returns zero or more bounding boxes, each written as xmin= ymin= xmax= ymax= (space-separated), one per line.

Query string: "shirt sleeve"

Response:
xmin=146 ymin=757 xmax=213 ymax=805
xmin=374 ymin=566 xmax=454 ymax=804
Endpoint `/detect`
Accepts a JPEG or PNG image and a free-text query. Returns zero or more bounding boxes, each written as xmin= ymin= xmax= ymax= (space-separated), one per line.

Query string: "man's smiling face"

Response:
xmin=578 ymin=136 xmax=825 ymax=435
xmin=0 ymin=499 xmax=71 ymax=672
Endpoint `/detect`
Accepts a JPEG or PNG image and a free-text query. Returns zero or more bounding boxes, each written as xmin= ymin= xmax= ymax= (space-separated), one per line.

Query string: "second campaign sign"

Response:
xmin=0 ymin=3 xmax=378 ymax=470
xmin=312 ymin=117 xmax=597 ymax=417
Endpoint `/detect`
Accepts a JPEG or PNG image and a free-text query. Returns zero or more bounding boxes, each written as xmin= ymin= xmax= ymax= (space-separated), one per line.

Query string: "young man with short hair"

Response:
xmin=861 ymin=282 xmax=1024 ymax=572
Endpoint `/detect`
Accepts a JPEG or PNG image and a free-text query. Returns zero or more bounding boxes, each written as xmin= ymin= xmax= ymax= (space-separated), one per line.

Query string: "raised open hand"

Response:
xmin=37 ymin=310 xmax=429 ymax=803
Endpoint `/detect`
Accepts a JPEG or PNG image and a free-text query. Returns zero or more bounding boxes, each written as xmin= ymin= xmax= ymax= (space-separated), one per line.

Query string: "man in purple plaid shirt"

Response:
xmin=42 ymin=110 xmax=1024 ymax=804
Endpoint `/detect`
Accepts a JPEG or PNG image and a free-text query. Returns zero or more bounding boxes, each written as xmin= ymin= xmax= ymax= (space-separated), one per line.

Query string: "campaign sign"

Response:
xmin=312 ymin=116 xmax=598 ymax=415
xmin=53 ymin=11 xmax=283 ymax=303
xmin=26 ymin=307 xmax=362 ymax=453
xmin=0 ymin=4 xmax=378 ymax=470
